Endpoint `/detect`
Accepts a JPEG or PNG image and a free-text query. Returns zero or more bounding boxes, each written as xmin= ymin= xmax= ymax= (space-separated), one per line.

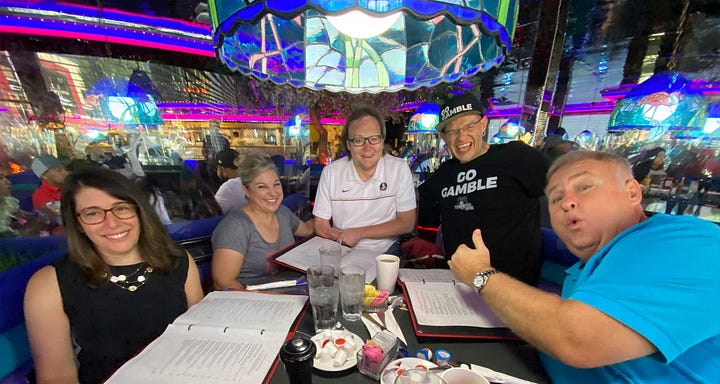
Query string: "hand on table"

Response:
xmin=337 ymin=228 xmax=362 ymax=247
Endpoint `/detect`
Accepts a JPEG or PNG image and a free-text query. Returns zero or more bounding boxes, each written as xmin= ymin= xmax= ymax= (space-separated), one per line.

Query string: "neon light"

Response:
xmin=1 ymin=1 xmax=209 ymax=33
xmin=0 ymin=24 xmax=214 ymax=57
xmin=0 ymin=2 xmax=214 ymax=57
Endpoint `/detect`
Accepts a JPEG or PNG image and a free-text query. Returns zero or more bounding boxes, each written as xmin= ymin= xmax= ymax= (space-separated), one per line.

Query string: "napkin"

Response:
xmin=360 ymin=310 xmax=407 ymax=346
xmin=361 ymin=315 xmax=381 ymax=336
xmin=469 ymin=364 xmax=538 ymax=384
xmin=382 ymin=309 xmax=407 ymax=345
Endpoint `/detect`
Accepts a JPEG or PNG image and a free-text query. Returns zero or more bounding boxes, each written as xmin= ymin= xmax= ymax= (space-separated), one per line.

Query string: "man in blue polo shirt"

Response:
xmin=448 ymin=150 xmax=719 ymax=383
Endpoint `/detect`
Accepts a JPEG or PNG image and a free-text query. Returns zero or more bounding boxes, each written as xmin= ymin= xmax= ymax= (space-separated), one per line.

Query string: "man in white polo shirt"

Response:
xmin=313 ymin=105 xmax=416 ymax=254
xmin=213 ymin=148 xmax=247 ymax=214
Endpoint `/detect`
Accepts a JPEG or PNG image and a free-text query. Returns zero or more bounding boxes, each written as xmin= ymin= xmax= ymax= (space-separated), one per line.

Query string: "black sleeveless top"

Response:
xmin=53 ymin=254 xmax=189 ymax=384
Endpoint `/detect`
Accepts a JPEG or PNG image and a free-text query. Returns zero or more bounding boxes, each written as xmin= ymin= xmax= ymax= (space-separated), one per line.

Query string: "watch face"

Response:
xmin=473 ymin=274 xmax=486 ymax=289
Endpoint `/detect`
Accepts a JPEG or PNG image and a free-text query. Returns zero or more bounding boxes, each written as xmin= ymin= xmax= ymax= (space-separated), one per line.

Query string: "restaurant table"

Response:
xmin=265 ymin=271 xmax=552 ymax=383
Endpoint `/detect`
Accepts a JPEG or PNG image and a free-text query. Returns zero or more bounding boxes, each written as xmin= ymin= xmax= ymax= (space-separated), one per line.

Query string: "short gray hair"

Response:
xmin=547 ymin=150 xmax=632 ymax=183
xmin=237 ymin=149 xmax=278 ymax=184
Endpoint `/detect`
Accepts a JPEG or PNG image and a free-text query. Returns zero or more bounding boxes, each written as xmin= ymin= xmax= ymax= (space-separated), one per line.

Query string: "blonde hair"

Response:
xmin=237 ymin=150 xmax=278 ymax=184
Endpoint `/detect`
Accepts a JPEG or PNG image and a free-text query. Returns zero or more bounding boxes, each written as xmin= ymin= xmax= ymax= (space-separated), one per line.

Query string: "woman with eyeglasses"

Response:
xmin=211 ymin=150 xmax=314 ymax=290
xmin=24 ymin=166 xmax=204 ymax=384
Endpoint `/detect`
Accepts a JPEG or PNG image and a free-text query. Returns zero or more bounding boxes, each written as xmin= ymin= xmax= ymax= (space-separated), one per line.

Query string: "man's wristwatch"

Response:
xmin=472 ymin=269 xmax=499 ymax=293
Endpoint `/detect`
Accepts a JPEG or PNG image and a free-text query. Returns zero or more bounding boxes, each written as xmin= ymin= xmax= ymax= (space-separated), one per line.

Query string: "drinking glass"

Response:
xmin=307 ymin=265 xmax=339 ymax=332
xmin=319 ymin=244 xmax=342 ymax=275
xmin=340 ymin=265 xmax=365 ymax=321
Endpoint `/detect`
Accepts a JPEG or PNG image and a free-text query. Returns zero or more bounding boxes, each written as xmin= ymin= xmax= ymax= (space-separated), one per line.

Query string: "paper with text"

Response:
xmin=275 ymin=236 xmax=380 ymax=283
xmin=174 ymin=291 xmax=306 ymax=331
xmin=398 ymin=268 xmax=456 ymax=283
xmin=105 ymin=324 xmax=284 ymax=384
xmin=404 ymin=281 xmax=505 ymax=328
xmin=105 ymin=291 xmax=307 ymax=384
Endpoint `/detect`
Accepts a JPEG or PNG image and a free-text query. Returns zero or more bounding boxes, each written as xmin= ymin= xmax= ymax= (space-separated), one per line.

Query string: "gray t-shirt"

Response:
xmin=212 ymin=205 xmax=299 ymax=285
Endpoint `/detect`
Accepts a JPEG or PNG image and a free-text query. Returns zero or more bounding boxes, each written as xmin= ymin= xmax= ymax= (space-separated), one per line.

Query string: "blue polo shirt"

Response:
xmin=541 ymin=214 xmax=720 ymax=383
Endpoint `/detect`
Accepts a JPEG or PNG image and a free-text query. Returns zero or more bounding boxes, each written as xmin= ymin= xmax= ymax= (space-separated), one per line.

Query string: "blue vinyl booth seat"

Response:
xmin=539 ymin=227 xmax=579 ymax=292
xmin=0 ymin=236 xmax=67 ymax=383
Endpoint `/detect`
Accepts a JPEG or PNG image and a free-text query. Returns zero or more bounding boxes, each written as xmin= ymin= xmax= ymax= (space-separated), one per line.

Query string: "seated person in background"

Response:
xmin=0 ymin=172 xmax=58 ymax=237
xmin=31 ymin=154 xmax=69 ymax=214
xmin=213 ymin=148 xmax=247 ymax=214
xmin=313 ymin=105 xmax=416 ymax=254
xmin=418 ymin=93 xmax=548 ymax=285
xmin=632 ymin=146 xmax=666 ymax=187
xmin=448 ymin=150 xmax=719 ymax=384
xmin=212 ymin=150 xmax=314 ymax=290
xmin=24 ymin=166 xmax=203 ymax=384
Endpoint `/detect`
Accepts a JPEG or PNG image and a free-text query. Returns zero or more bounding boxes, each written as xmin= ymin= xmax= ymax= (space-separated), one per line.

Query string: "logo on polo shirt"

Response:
xmin=379 ymin=182 xmax=387 ymax=191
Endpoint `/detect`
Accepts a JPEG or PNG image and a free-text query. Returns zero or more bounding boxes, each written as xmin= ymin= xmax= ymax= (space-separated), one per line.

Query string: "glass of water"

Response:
xmin=307 ymin=265 xmax=339 ymax=332
xmin=340 ymin=265 xmax=365 ymax=321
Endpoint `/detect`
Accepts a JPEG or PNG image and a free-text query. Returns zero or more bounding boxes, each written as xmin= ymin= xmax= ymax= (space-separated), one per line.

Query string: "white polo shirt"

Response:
xmin=313 ymin=154 xmax=416 ymax=252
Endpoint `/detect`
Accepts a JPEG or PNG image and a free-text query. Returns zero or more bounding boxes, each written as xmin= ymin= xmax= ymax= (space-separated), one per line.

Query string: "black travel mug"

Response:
xmin=279 ymin=335 xmax=317 ymax=384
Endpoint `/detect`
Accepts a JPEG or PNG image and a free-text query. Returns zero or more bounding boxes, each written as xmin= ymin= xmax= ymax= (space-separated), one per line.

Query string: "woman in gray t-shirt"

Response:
xmin=211 ymin=150 xmax=314 ymax=289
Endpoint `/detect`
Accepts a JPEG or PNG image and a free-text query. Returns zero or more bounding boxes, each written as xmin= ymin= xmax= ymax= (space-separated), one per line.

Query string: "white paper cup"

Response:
xmin=375 ymin=254 xmax=400 ymax=293
xmin=440 ymin=368 xmax=489 ymax=384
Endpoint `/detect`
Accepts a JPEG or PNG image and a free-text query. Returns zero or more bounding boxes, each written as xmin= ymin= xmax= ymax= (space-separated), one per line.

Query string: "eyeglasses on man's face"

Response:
xmin=76 ymin=203 xmax=137 ymax=225
xmin=347 ymin=134 xmax=383 ymax=147
xmin=444 ymin=117 xmax=484 ymax=139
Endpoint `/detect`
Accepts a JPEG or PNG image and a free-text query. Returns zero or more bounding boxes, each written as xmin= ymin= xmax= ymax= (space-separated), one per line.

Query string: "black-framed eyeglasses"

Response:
xmin=347 ymin=134 xmax=383 ymax=147
xmin=76 ymin=203 xmax=137 ymax=225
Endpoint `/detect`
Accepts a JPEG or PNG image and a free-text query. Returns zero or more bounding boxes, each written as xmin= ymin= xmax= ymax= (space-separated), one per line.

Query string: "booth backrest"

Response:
xmin=539 ymin=227 xmax=579 ymax=290
xmin=0 ymin=251 xmax=64 ymax=381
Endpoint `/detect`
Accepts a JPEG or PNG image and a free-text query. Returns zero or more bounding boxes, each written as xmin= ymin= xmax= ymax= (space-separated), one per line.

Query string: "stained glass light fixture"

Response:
xmin=608 ymin=72 xmax=707 ymax=142
xmin=209 ymin=0 xmax=519 ymax=93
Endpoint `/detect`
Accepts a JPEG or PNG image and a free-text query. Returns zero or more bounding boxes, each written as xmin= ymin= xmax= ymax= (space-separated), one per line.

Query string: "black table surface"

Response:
xmin=265 ymin=271 xmax=552 ymax=384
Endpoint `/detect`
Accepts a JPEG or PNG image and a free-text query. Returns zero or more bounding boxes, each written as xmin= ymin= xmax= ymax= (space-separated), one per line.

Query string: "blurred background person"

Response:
xmin=24 ymin=166 xmax=203 ymax=384
xmin=632 ymin=147 xmax=667 ymax=187
xmin=213 ymin=148 xmax=247 ymax=214
xmin=31 ymin=154 xmax=69 ymax=228
xmin=211 ymin=150 xmax=313 ymax=290
xmin=0 ymin=172 xmax=57 ymax=237
xmin=31 ymin=154 xmax=69 ymax=210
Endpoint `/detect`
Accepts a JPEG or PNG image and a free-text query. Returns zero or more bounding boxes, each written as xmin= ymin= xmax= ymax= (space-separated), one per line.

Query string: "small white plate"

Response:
xmin=380 ymin=357 xmax=438 ymax=384
xmin=311 ymin=330 xmax=363 ymax=372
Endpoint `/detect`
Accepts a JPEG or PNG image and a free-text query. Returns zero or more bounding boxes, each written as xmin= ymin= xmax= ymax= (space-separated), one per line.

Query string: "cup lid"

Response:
xmin=281 ymin=336 xmax=316 ymax=359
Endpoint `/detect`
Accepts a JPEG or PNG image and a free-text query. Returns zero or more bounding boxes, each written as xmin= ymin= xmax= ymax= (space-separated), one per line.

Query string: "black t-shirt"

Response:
xmin=53 ymin=254 xmax=189 ymax=383
xmin=418 ymin=141 xmax=549 ymax=285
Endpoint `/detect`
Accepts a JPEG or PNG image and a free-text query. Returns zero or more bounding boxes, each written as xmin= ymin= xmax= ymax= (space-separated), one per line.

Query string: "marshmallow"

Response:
xmin=332 ymin=349 xmax=348 ymax=367
xmin=322 ymin=338 xmax=339 ymax=358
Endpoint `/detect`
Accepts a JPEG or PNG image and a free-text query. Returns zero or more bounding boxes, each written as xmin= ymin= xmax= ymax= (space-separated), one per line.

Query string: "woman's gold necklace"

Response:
xmin=104 ymin=263 xmax=154 ymax=292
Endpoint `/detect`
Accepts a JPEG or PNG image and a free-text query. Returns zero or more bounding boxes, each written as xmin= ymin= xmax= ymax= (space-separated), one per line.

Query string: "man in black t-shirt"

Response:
xmin=418 ymin=94 xmax=548 ymax=285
